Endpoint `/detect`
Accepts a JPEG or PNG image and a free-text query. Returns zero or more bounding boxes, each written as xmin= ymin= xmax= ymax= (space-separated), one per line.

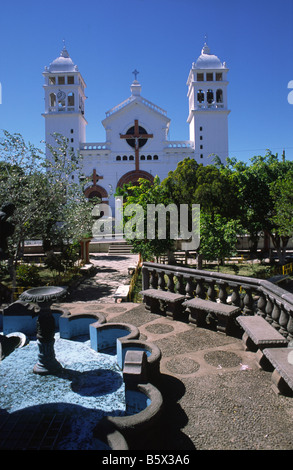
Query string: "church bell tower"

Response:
xmin=42 ymin=45 xmax=87 ymax=170
xmin=187 ymin=43 xmax=230 ymax=163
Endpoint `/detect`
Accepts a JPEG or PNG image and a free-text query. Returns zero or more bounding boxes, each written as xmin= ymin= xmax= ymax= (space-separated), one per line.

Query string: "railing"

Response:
xmin=80 ymin=143 xmax=109 ymax=150
xmin=140 ymin=98 xmax=167 ymax=116
xmin=105 ymin=97 xmax=134 ymax=117
xmin=105 ymin=96 xmax=167 ymax=118
xmin=165 ymin=141 xmax=194 ymax=149
xmin=196 ymin=103 xmax=225 ymax=110
xmin=48 ymin=106 xmax=76 ymax=113
xmin=274 ymin=262 xmax=293 ymax=276
xmin=142 ymin=262 xmax=293 ymax=342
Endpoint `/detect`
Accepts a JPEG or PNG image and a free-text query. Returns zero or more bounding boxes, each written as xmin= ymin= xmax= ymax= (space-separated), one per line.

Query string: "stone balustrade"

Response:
xmin=165 ymin=141 xmax=194 ymax=149
xmin=142 ymin=262 xmax=293 ymax=343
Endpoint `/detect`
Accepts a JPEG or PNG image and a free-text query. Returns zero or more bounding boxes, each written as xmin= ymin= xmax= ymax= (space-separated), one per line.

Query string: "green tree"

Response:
xmin=0 ymin=131 xmax=94 ymax=285
xmin=162 ymin=157 xmax=241 ymax=266
xmin=227 ymin=152 xmax=293 ymax=263
xmin=199 ymin=213 xmax=242 ymax=269
xmin=116 ymin=177 xmax=176 ymax=262
xmin=270 ymin=170 xmax=293 ymax=256
xmin=161 ymin=157 xmax=199 ymax=208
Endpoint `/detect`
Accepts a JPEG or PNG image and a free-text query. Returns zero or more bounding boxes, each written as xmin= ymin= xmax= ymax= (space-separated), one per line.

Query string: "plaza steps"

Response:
xmin=108 ymin=241 xmax=134 ymax=255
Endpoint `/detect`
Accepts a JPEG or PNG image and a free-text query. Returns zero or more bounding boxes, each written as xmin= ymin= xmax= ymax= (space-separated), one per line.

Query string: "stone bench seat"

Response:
xmin=140 ymin=289 xmax=185 ymax=319
xmin=262 ymin=347 xmax=293 ymax=396
xmin=114 ymin=285 xmax=130 ymax=303
xmin=237 ymin=315 xmax=288 ymax=353
xmin=183 ymin=298 xmax=241 ymax=334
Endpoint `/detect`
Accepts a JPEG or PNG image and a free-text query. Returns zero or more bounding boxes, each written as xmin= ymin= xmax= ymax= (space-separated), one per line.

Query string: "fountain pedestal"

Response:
xmin=20 ymin=286 xmax=66 ymax=375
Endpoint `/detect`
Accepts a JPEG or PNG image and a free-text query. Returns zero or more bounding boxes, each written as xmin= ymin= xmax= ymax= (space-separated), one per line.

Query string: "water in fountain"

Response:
xmin=0 ymin=334 xmax=126 ymax=450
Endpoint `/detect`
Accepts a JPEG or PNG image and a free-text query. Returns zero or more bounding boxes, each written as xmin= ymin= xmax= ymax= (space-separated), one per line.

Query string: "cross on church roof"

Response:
xmin=120 ymin=119 xmax=153 ymax=171
xmin=132 ymin=69 xmax=139 ymax=80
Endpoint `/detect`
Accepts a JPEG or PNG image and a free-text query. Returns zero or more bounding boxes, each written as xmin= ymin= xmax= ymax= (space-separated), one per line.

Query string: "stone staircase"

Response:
xmin=108 ymin=241 xmax=134 ymax=255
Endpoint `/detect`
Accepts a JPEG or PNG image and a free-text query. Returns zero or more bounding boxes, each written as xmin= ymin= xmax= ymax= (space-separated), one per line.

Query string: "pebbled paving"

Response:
xmin=57 ymin=310 xmax=293 ymax=449
xmin=59 ymin=254 xmax=293 ymax=450
xmin=2 ymin=254 xmax=293 ymax=451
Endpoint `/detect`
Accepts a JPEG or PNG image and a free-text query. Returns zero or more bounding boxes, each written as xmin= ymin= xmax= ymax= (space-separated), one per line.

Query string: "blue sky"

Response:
xmin=0 ymin=0 xmax=292 ymax=163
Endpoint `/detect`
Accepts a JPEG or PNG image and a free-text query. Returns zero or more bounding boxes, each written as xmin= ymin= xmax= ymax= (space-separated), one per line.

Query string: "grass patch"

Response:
xmin=0 ymin=263 xmax=83 ymax=298
xmin=191 ymin=262 xmax=276 ymax=279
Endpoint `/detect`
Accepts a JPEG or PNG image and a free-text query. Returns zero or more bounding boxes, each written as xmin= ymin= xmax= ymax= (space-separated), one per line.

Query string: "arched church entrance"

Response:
xmin=117 ymin=170 xmax=154 ymax=189
xmin=84 ymin=184 xmax=108 ymax=200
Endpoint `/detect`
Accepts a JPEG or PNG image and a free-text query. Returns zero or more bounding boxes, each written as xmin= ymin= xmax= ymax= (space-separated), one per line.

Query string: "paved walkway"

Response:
xmin=67 ymin=254 xmax=139 ymax=303
xmin=59 ymin=254 xmax=293 ymax=451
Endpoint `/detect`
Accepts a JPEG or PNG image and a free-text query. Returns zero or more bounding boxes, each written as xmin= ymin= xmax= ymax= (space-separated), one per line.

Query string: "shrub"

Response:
xmin=16 ymin=264 xmax=41 ymax=287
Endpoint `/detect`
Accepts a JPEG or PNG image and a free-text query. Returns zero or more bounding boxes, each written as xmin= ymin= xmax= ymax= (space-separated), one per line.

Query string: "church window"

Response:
xmin=129 ymin=155 xmax=134 ymax=161
xmin=147 ymin=155 xmax=152 ymax=160
xmin=71 ymin=138 xmax=74 ymax=143
xmin=58 ymin=76 xmax=65 ymax=85
xmin=140 ymin=155 xmax=145 ymax=160
xmin=207 ymin=89 xmax=214 ymax=104
xmin=50 ymin=93 xmax=56 ymax=107
xmin=116 ymin=156 xmax=121 ymax=161
xmin=123 ymin=155 xmax=127 ymax=160
xmin=216 ymin=73 xmax=222 ymax=81
xmin=71 ymin=129 xmax=74 ymax=133
xmin=200 ymin=126 xmax=203 ymax=131
xmin=58 ymin=98 xmax=65 ymax=110
xmin=125 ymin=125 xmax=148 ymax=148
xmin=197 ymin=73 xmax=204 ymax=81
xmin=68 ymin=92 xmax=75 ymax=107
xmin=200 ymin=145 xmax=203 ymax=149
xmin=68 ymin=76 xmax=74 ymax=84
xmin=206 ymin=73 xmax=213 ymax=81
xmin=200 ymin=136 xmax=203 ymax=140
xmin=197 ymin=90 xmax=204 ymax=103
xmin=154 ymin=155 xmax=158 ymax=160
xmin=216 ymin=89 xmax=223 ymax=103
xmin=200 ymin=154 xmax=203 ymax=159
xmin=49 ymin=76 xmax=56 ymax=85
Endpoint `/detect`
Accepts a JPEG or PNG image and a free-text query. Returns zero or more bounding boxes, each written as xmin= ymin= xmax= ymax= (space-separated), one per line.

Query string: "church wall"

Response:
xmin=43 ymin=43 xmax=229 ymax=221
xmin=191 ymin=111 xmax=229 ymax=163
xmin=104 ymin=105 xmax=169 ymax=155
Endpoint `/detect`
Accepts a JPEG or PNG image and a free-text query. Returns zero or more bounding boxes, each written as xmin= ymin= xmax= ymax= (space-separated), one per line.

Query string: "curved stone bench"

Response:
xmin=117 ymin=339 xmax=162 ymax=383
xmin=93 ymin=382 xmax=163 ymax=449
xmin=51 ymin=305 xmax=71 ymax=329
xmin=89 ymin=322 xmax=140 ymax=353
xmin=2 ymin=301 xmax=39 ymax=335
xmin=59 ymin=311 xmax=106 ymax=339
xmin=92 ymin=420 xmax=129 ymax=450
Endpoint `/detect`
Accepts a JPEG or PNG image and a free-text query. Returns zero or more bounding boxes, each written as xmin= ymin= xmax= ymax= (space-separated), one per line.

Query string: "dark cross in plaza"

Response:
xmin=120 ymin=119 xmax=153 ymax=171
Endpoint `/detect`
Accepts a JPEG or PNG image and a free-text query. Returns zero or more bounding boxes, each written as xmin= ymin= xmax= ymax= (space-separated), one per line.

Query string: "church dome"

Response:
xmin=194 ymin=43 xmax=224 ymax=69
xmin=48 ymin=46 xmax=77 ymax=72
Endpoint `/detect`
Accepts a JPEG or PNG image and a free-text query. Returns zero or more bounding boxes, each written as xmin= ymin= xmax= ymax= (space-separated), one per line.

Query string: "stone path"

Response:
xmin=66 ymin=254 xmax=139 ymax=303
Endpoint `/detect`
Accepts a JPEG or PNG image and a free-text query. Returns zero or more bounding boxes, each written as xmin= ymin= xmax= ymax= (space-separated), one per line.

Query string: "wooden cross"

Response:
xmin=92 ymin=169 xmax=103 ymax=185
xmin=120 ymin=119 xmax=153 ymax=171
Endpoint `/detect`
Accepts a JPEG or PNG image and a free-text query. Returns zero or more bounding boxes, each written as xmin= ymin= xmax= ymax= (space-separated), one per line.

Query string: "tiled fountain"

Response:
xmin=0 ymin=287 xmax=163 ymax=450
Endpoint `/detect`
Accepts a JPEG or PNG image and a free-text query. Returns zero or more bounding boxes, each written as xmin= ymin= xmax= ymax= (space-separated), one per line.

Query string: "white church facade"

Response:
xmin=42 ymin=43 xmax=230 ymax=214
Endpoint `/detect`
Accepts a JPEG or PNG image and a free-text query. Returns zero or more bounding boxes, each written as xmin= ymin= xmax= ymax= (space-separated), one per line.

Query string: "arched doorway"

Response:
xmin=84 ymin=184 xmax=108 ymax=200
xmin=117 ymin=170 xmax=154 ymax=189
